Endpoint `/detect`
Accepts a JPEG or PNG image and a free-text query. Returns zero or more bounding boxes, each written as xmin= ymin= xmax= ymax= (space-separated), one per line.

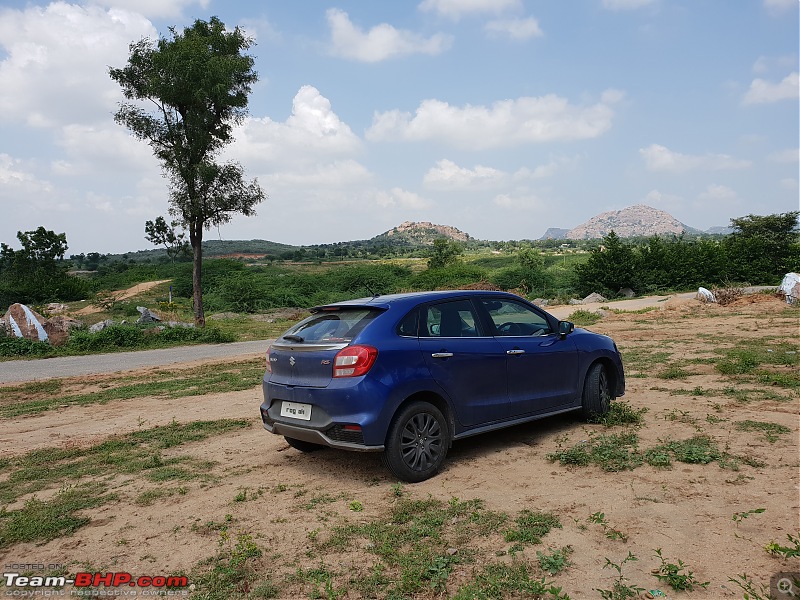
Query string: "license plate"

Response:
xmin=280 ymin=401 xmax=312 ymax=421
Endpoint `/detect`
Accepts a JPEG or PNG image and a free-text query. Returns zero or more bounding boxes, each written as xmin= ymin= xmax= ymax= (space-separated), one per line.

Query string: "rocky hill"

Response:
xmin=374 ymin=221 xmax=471 ymax=245
xmin=564 ymin=205 xmax=698 ymax=239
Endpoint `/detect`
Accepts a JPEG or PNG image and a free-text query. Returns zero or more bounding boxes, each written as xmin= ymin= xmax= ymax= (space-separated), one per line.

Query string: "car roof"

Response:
xmin=311 ymin=290 xmax=518 ymax=312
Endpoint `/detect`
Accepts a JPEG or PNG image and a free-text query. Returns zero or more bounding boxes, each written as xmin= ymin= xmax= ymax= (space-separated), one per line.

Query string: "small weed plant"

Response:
xmin=597 ymin=552 xmax=645 ymax=600
xmin=765 ymin=533 xmax=800 ymax=558
xmin=652 ymin=548 xmax=709 ymax=591
xmin=537 ymin=546 xmax=573 ymax=575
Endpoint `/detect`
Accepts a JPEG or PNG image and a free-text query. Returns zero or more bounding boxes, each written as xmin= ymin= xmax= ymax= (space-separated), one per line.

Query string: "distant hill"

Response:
xmin=372 ymin=221 xmax=471 ymax=246
xmin=564 ymin=205 xmax=700 ymax=239
xmin=540 ymin=227 xmax=570 ymax=240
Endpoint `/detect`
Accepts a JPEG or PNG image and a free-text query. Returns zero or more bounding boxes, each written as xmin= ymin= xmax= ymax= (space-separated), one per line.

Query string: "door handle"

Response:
xmin=431 ymin=352 xmax=454 ymax=358
xmin=506 ymin=349 xmax=525 ymax=355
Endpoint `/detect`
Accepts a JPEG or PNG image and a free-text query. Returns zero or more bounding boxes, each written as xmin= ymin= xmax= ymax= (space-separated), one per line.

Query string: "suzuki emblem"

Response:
xmin=289 ymin=356 xmax=296 ymax=366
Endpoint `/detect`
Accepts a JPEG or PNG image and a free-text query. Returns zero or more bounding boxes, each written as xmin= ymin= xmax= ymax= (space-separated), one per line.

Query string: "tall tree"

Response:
xmin=110 ymin=16 xmax=265 ymax=325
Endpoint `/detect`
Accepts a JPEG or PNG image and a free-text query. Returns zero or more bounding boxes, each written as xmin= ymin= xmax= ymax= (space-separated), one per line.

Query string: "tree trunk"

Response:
xmin=190 ymin=222 xmax=205 ymax=327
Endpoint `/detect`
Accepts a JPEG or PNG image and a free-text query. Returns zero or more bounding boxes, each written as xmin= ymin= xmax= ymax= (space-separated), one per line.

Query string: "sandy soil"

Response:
xmin=73 ymin=280 xmax=172 ymax=315
xmin=1 ymin=296 xmax=798 ymax=599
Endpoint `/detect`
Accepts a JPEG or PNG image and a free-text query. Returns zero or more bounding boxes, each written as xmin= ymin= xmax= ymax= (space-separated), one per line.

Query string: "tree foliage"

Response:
xmin=427 ymin=238 xmax=464 ymax=269
xmin=722 ymin=212 xmax=799 ymax=283
xmin=110 ymin=16 xmax=265 ymax=325
xmin=144 ymin=216 xmax=189 ymax=263
xmin=0 ymin=227 xmax=88 ymax=308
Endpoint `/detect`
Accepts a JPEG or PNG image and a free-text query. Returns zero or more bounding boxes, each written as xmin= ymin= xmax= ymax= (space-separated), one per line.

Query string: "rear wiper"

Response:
xmin=282 ymin=334 xmax=304 ymax=343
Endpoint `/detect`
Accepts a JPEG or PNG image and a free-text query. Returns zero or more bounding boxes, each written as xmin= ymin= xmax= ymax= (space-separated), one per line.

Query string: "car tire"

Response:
xmin=581 ymin=362 xmax=612 ymax=420
xmin=382 ymin=401 xmax=450 ymax=483
xmin=284 ymin=436 xmax=325 ymax=453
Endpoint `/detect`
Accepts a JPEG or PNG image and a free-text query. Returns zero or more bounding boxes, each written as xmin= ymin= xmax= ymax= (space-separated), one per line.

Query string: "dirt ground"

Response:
xmin=1 ymin=295 xmax=798 ymax=599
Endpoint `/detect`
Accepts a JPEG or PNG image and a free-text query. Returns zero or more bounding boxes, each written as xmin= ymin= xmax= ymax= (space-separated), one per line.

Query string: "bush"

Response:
xmin=409 ymin=264 xmax=488 ymax=291
xmin=0 ymin=337 xmax=54 ymax=358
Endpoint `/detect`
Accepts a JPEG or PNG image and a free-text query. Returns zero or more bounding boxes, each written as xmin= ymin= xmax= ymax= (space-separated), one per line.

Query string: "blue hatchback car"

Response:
xmin=261 ymin=290 xmax=625 ymax=482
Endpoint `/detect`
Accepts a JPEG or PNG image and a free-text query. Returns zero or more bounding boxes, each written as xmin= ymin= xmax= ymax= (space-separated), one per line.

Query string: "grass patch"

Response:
xmin=0 ymin=359 xmax=264 ymax=418
xmin=591 ymin=401 xmax=648 ymax=427
xmin=0 ymin=484 xmax=116 ymax=549
xmin=620 ymin=348 xmax=672 ymax=378
xmin=567 ymin=310 xmax=602 ymax=326
xmin=0 ymin=419 xmax=249 ymax=506
xmin=0 ymin=324 xmax=235 ymax=360
xmin=734 ymin=420 xmax=791 ymax=443
xmin=548 ymin=432 xmax=643 ymax=472
xmin=452 ymin=562 xmax=569 ymax=599
xmin=504 ymin=510 xmax=562 ymax=546
xmin=320 ymin=496 xmax=517 ymax=598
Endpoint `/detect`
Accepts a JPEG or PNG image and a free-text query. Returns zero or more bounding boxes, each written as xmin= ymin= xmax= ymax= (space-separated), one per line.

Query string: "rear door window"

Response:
xmin=421 ymin=300 xmax=483 ymax=338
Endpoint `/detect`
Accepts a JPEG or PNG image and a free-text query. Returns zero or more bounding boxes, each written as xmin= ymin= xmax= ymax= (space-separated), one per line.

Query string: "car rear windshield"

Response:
xmin=282 ymin=308 xmax=380 ymax=343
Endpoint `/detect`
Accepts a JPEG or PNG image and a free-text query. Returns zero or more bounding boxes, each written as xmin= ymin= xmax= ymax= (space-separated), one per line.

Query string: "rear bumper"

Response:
xmin=261 ymin=416 xmax=384 ymax=452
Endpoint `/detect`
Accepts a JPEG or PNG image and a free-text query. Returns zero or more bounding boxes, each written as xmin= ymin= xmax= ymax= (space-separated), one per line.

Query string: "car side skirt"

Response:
xmin=452 ymin=405 xmax=583 ymax=442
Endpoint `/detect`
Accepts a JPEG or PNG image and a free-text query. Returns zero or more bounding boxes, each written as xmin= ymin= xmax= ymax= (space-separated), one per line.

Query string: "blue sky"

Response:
xmin=0 ymin=0 xmax=797 ymax=255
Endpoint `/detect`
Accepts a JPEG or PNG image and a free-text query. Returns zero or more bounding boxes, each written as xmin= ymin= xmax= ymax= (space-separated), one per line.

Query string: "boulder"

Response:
xmin=136 ymin=306 xmax=161 ymax=324
xmin=582 ymin=292 xmax=608 ymax=304
xmin=43 ymin=316 xmax=83 ymax=346
xmin=618 ymin=287 xmax=635 ymax=298
xmin=89 ymin=319 xmax=115 ymax=333
xmin=780 ymin=272 xmax=800 ymax=304
xmin=568 ymin=298 xmax=583 ymax=305
xmin=3 ymin=303 xmax=49 ymax=342
xmin=532 ymin=298 xmax=549 ymax=307
xmin=46 ymin=303 xmax=68 ymax=314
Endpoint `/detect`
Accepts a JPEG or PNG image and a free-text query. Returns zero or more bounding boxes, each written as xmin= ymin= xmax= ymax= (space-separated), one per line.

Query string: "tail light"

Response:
xmin=265 ymin=345 xmax=273 ymax=374
xmin=333 ymin=345 xmax=378 ymax=378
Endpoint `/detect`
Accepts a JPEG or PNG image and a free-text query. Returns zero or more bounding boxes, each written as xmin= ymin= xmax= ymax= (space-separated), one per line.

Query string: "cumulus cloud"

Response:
xmin=367 ymin=90 xmax=624 ymax=149
xmin=484 ymin=17 xmax=543 ymax=41
xmin=228 ymin=86 xmax=362 ymax=168
xmin=418 ymin=0 xmax=522 ymax=20
xmin=261 ymin=160 xmax=372 ymax=190
xmin=768 ymin=148 xmax=800 ymax=163
xmin=85 ymin=0 xmax=208 ymax=20
xmin=376 ymin=187 xmax=431 ymax=209
xmin=698 ymin=184 xmax=738 ymax=202
xmin=742 ymin=72 xmax=799 ymax=105
xmin=56 ymin=124 xmax=159 ymax=176
xmin=640 ymin=144 xmax=751 ymax=172
xmin=423 ymin=157 xmax=567 ymax=189
xmin=0 ymin=3 xmax=156 ymax=128
xmin=326 ymin=8 xmax=452 ymax=62
xmin=602 ymin=0 xmax=657 ymax=10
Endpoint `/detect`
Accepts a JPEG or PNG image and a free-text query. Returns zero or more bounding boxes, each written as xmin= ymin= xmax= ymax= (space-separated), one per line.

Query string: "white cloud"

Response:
xmin=763 ymin=0 xmax=798 ymax=15
xmin=227 ymin=86 xmax=362 ymax=169
xmin=55 ymin=124 xmax=159 ymax=176
xmin=423 ymin=159 xmax=504 ymax=189
xmin=768 ymin=148 xmax=800 ymax=163
xmin=0 ymin=3 xmax=156 ymax=128
xmin=0 ymin=153 xmax=52 ymax=192
xmin=376 ymin=188 xmax=431 ymax=209
xmin=85 ymin=0 xmax=209 ymax=20
xmin=485 ymin=17 xmax=543 ymax=41
xmin=492 ymin=193 xmax=543 ymax=210
xmin=698 ymin=184 xmax=737 ymax=201
xmin=640 ymin=144 xmax=751 ymax=172
xmin=602 ymin=0 xmax=657 ymax=10
xmin=418 ymin=0 xmax=522 ymax=20
xmin=326 ymin=8 xmax=452 ymax=62
xmin=367 ymin=91 xmax=624 ymax=149
xmin=261 ymin=160 xmax=372 ymax=190
xmin=743 ymin=72 xmax=799 ymax=104
xmin=424 ymin=157 xmax=567 ymax=189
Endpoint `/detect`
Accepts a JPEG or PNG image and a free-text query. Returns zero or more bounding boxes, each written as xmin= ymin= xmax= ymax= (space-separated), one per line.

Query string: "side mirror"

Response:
xmin=558 ymin=321 xmax=574 ymax=338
